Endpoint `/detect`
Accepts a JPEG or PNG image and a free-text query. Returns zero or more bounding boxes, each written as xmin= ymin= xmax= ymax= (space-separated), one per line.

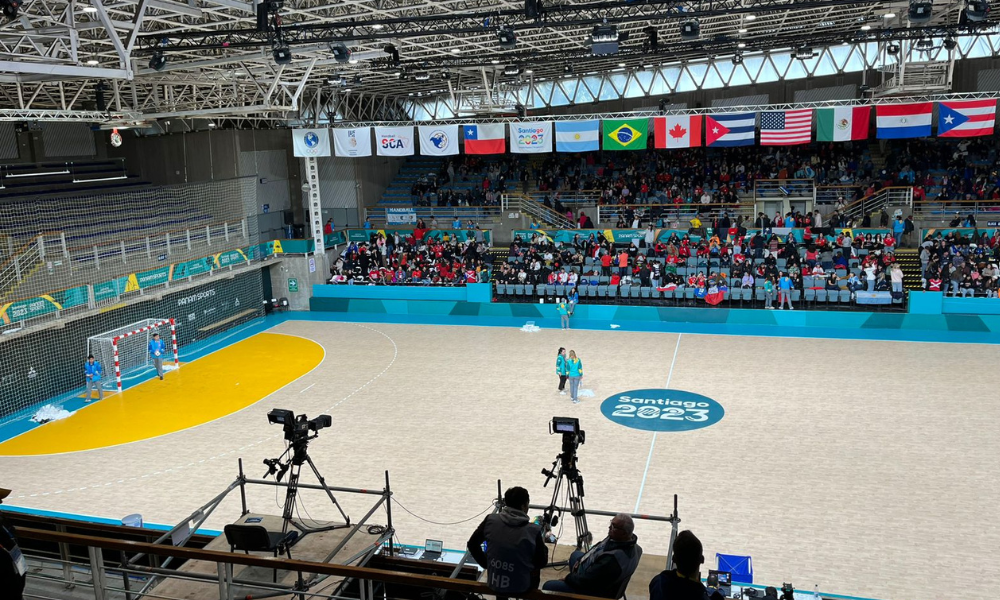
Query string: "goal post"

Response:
xmin=87 ymin=318 xmax=179 ymax=392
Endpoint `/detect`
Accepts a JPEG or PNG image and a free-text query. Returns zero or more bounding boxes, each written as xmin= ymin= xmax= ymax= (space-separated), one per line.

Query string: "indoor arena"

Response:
xmin=2 ymin=3 xmax=1000 ymax=600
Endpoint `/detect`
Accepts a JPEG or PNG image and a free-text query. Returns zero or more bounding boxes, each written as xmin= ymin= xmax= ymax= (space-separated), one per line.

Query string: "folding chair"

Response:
xmin=225 ymin=524 xmax=299 ymax=583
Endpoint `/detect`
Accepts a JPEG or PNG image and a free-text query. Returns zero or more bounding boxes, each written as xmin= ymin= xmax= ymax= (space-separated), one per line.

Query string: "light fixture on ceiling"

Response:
xmin=591 ymin=23 xmax=620 ymax=55
xmin=744 ymin=14 xmax=756 ymax=20
xmin=732 ymin=52 xmax=744 ymax=64
xmin=490 ymin=59 xmax=500 ymax=64
xmin=451 ymin=48 xmax=460 ymax=53
xmin=883 ymin=12 xmax=896 ymax=18
xmin=680 ymin=19 xmax=700 ymax=40
xmin=738 ymin=27 xmax=747 ymax=33
xmin=793 ymin=46 xmax=815 ymax=59
xmin=645 ymin=26 xmax=658 ymax=51
xmin=148 ymin=52 xmax=167 ymax=71
xmin=908 ymin=1 xmax=932 ymax=23
xmin=272 ymin=45 xmax=292 ymax=65
xmin=330 ymin=42 xmax=351 ymax=63
xmin=498 ymin=26 xmax=517 ymax=48
xmin=371 ymin=23 xmax=383 ymax=30
xmin=413 ymin=71 xmax=431 ymax=81
xmin=82 ymin=4 xmax=97 ymax=12
xmin=563 ymin=64 xmax=573 ymax=75
xmin=86 ymin=56 xmax=100 ymax=65
xmin=525 ymin=68 xmax=534 ymax=74
xmin=383 ymin=44 xmax=400 ymax=66
xmin=944 ymin=37 xmax=958 ymax=50
xmin=861 ymin=24 xmax=871 ymax=31
xmin=965 ymin=0 xmax=989 ymax=21
xmin=886 ymin=42 xmax=900 ymax=55
xmin=737 ymin=42 xmax=746 ymax=48
xmin=617 ymin=62 xmax=626 ymax=67
xmin=504 ymin=64 xmax=521 ymax=76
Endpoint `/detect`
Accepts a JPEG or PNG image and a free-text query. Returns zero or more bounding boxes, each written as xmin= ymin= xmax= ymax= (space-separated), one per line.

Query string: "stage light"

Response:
xmin=886 ymin=43 xmax=900 ymax=55
xmin=680 ymin=20 xmax=700 ymax=40
xmin=383 ymin=43 xmax=400 ymax=65
xmin=732 ymin=52 xmax=744 ymax=64
xmin=591 ymin=23 xmax=619 ymax=55
xmin=908 ymin=1 xmax=932 ymax=23
xmin=272 ymin=45 xmax=292 ymax=65
xmin=645 ymin=26 xmax=659 ymax=51
xmin=966 ymin=0 xmax=989 ymax=21
xmin=658 ymin=98 xmax=669 ymax=113
xmin=329 ymin=42 xmax=351 ymax=63
xmin=498 ymin=26 xmax=517 ymax=48
xmin=793 ymin=46 xmax=814 ymax=60
xmin=516 ymin=104 xmax=526 ymax=118
xmin=563 ymin=64 xmax=574 ymax=75
xmin=148 ymin=52 xmax=167 ymax=71
xmin=943 ymin=37 xmax=958 ymax=50
xmin=413 ymin=71 xmax=431 ymax=81
xmin=504 ymin=64 xmax=521 ymax=76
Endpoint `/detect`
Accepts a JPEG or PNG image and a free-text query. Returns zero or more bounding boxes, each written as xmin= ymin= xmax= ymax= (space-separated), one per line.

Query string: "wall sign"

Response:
xmin=601 ymin=389 xmax=724 ymax=432
xmin=288 ymin=278 xmax=299 ymax=292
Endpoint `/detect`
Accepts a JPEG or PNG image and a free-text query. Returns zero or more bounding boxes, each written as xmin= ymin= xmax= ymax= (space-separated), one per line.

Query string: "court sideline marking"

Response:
xmin=633 ymin=333 xmax=682 ymax=513
xmin=12 ymin=323 xmax=399 ymax=500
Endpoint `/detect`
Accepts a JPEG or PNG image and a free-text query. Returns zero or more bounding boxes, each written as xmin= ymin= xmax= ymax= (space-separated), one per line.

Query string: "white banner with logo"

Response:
xmin=333 ymin=127 xmax=372 ymax=157
xmin=292 ymin=128 xmax=331 ymax=157
xmin=509 ymin=121 xmax=553 ymax=153
xmin=418 ymin=125 xmax=460 ymax=156
xmin=386 ymin=208 xmax=417 ymax=224
xmin=375 ymin=126 xmax=415 ymax=156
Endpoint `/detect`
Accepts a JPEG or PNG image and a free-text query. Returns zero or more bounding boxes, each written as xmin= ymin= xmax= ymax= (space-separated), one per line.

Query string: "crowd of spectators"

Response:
xmin=887 ymin=138 xmax=1000 ymax=203
xmin=410 ymin=156 xmax=522 ymax=207
xmin=327 ymin=227 xmax=491 ymax=285
xmin=495 ymin=221 xmax=908 ymax=306
xmin=920 ymin=229 xmax=1000 ymax=296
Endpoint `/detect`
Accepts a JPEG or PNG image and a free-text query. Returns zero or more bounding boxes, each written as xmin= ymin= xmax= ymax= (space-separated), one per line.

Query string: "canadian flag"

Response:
xmin=654 ymin=116 xmax=702 ymax=149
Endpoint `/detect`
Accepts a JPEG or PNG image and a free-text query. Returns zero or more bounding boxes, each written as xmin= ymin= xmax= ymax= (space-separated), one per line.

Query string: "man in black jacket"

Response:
xmin=467 ymin=487 xmax=548 ymax=597
xmin=542 ymin=513 xmax=642 ymax=598
xmin=648 ymin=530 xmax=722 ymax=600
xmin=1 ymin=489 xmax=27 ymax=600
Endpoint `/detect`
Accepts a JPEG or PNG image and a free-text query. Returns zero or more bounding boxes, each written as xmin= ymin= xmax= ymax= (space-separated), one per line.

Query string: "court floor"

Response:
xmin=1 ymin=319 xmax=997 ymax=600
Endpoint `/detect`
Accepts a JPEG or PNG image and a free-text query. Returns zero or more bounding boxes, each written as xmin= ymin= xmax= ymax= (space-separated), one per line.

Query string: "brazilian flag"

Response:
xmin=602 ymin=119 xmax=648 ymax=151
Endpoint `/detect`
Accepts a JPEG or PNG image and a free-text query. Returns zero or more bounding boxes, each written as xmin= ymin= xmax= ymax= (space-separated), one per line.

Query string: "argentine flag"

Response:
xmin=555 ymin=120 xmax=600 ymax=152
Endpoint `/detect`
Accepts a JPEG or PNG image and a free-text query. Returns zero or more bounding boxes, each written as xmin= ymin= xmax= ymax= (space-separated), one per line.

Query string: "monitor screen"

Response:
xmin=710 ymin=570 xmax=731 ymax=585
xmin=425 ymin=539 xmax=443 ymax=553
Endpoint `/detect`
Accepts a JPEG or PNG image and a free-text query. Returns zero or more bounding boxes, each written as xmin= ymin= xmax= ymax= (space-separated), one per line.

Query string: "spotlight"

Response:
xmin=272 ymin=45 xmax=292 ymax=65
xmin=591 ymin=23 xmax=619 ymax=55
xmin=498 ymin=26 xmax=517 ymax=48
xmin=944 ymin=37 xmax=958 ymax=50
xmin=966 ymin=0 xmax=989 ymax=21
xmin=413 ymin=71 xmax=431 ymax=81
xmin=383 ymin=43 xmax=400 ymax=65
xmin=148 ymin=52 xmax=167 ymax=71
xmin=915 ymin=38 xmax=934 ymax=50
xmin=680 ymin=19 xmax=700 ymax=40
xmin=516 ymin=103 xmax=526 ymax=118
xmin=732 ymin=52 xmax=744 ymax=64
xmin=908 ymin=1 xmax=932 ymax=23
xmin=440 ymin=71 xmax=451 ymax=80
xmin=503 ymin=64 xmax=521 ymax=76
xmin=329 ymin=42 xmax=351 ymax=63
xmin=563 ymin=64 xmax=574 ymax=75
xmin=886 ymin=43 xmax=900 ymax=55
xmin=793 ymin=46 xmax=815 ymax=59
xmin=658 ymin=98 xmax=669 ymax=113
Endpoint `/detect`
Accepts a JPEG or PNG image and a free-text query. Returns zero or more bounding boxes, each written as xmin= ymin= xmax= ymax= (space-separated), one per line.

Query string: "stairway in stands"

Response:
xmin=894 ymin=248 xmax=923 ymax=290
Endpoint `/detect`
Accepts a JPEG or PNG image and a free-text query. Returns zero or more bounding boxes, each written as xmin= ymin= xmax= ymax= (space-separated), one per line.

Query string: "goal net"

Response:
xmin=87 ymin=318 xmax=178 ymax=392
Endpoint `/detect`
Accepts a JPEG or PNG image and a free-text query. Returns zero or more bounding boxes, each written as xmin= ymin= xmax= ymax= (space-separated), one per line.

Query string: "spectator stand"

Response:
xmin=915 ymin=227 xmax=1000 ymax=298
xmin=596 ymin=202 xmax=753 ymax=227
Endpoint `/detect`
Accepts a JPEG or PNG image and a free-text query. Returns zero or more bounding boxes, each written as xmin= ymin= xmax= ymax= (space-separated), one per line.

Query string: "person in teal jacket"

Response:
xmin=556 ymin=347 xmax=568 ymax=395
xmin=557 ymin=298 xmax=570 ymax=330
xmin=566 ymin=350 xmax=583 ymax=404
xmin=84 ymin=354 xmax=103 ymax=402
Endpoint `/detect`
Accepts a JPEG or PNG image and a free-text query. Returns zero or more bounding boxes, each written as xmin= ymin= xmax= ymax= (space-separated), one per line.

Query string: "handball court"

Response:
xmin=1 ymin=319 xmax=997 ymax=600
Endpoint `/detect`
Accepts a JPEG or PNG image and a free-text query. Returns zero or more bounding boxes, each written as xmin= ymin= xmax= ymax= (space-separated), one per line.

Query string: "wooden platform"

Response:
xmin=151 ymin=513 xmax=385 ymax=600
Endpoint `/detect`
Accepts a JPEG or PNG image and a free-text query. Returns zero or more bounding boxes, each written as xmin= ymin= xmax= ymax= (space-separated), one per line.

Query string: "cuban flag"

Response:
xmin=463 ymin=124 xmax=506 ymax=154
xmin=876 ymin=103 xmax=932 ymax=139
xmin=705 ymin=113 xmax=755 ymax=147
xmin=937 ymin=99 xmax=996 ymax=138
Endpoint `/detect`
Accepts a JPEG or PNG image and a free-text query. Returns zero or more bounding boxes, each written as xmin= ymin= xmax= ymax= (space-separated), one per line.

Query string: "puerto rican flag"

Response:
xmin=706 ymin=113 xmax=755 ymax=147
xmin=463 ymin=124 xmax=506 ymax=154
xmin=876 ymin=103 xmax=932 ymax=139
xmin=937 ymin=99 xmax=996 ymax=138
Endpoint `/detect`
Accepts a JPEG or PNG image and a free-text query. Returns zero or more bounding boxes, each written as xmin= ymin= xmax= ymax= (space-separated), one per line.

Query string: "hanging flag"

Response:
xmin=876 ymin=103 xmax=932 ymax=139
xmin=602 ymin=118 xmax=648 ymax=151
xmin=815 ymin=106 xmax=870 ymax=142
xmin=654 ymin=116 xmax=702 ymax=149
xmin=555 ymin=120 xmax=600 ymax=152
xmin=509 ymin=122 xmax=553 ymax=153
xmin=760 ymin=109 xmax=812 ymax=146
xmin=937 ymin=99 xmax=996 ymax=138
xmin=375 ymin=126 xmax=415 ymax=156
xmin=462 ymin=124 xmax=506 ymax=154
xmin=333 ymin=127 xmax=372 ymax=157
xmin=291 ymin=128 xmax=331 ymax=157
xmin=705 ymin=113 xmax=755 ymax=147
xmin=418 ymin=125 xmax=460 ymax=156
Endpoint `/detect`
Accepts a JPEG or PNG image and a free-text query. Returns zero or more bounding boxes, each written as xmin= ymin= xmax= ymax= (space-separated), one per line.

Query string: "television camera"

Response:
xmin=539 ymin=417 xmax=592 ymax=550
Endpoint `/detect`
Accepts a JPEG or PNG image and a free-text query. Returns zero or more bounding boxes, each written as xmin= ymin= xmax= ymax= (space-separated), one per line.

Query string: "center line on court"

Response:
xmin=633 ymin=333 xmax=682 ymax=513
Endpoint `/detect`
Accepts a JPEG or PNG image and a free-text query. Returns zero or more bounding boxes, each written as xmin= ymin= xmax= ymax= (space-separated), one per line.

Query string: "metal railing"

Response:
xmin=596 ymin=202 xmax=755 ymax=225
xmin=816 ymin=185 xmax=861 ymax=206
xmin=365 ymin=206 xmax=503 ymax=226
xmin=910 ymin=198 xmax=1000 ymax=220
xmin=502 ymin=193 xmax=575 ymax=229
xmin=753 ymin=178 xmax=815 ymax=203
xmin=842 ymin=187 xmax=913 ymax=223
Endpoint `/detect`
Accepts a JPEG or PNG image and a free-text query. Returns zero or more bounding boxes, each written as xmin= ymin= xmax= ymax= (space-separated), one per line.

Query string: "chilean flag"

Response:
xmin=876 ymin=103 xmax=932 ymax=139
xmin=463 ymin=124 xmax=506 ymax=154
xmin=705 ymin=113 xmax=755 ymax=147
xmin=937 ymin=99 xmax=996 ymax=138
xmin=654 ymin=116 xmax=702 ymax=149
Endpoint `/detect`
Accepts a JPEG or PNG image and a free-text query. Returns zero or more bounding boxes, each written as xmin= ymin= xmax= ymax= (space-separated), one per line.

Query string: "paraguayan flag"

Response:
xmin=555 ymin=120 xmax=600 ymax=152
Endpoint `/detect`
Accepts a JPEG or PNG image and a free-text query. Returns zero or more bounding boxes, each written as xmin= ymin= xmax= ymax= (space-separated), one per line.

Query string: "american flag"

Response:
xmin=760 ymin=109 xmax=812 ymax=145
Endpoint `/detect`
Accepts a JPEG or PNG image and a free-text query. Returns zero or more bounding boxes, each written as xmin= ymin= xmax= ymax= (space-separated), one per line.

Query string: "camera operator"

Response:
xmin=0 ymin=489 xmax=27 ymax=600
xmin=466 ymin=487 xmax=548 ymax=597
xmin=542 ymin=513 xmax=642 ymax=598
xmin=648 ymin=530 xmax=723 ymax=600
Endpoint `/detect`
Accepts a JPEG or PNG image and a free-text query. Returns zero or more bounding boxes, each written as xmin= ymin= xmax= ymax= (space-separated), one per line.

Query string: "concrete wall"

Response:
xmin=267 ymin=255 xmax=330 ymax=310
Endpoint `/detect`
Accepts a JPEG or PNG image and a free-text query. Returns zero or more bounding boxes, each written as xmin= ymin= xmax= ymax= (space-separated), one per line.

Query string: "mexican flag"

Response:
xmin=816 ymin=106 xmax=870 ymax=142
xmin=602 ymin=118 xmax=648 ymax=151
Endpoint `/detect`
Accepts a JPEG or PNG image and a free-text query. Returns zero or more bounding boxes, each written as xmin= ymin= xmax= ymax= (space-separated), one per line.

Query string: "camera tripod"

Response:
xmin=264 ymin=435 xmax=351 ymax=538
xmin=541 ymin=446 xmax=593 ymax=551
